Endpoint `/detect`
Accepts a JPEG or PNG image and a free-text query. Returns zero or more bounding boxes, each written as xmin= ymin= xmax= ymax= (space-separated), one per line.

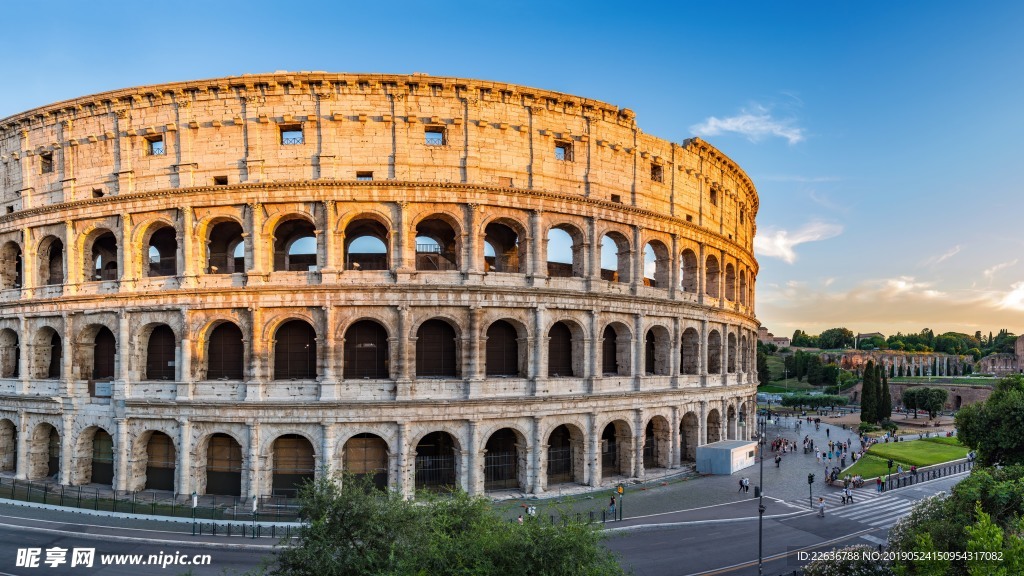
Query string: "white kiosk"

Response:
xmin=696 ymin=440 xmax=758 ymax=474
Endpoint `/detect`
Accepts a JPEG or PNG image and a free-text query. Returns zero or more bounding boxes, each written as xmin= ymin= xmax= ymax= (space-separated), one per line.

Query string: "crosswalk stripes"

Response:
xmin=790 ymin=485 xmax=885 ymax=509
xmin=826 ymin=494 xmax=918 ymax=528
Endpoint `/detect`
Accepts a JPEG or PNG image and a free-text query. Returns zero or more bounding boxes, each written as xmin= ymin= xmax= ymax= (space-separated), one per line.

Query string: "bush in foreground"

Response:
xmin=269 ymin=475 xmax=627 ymax=576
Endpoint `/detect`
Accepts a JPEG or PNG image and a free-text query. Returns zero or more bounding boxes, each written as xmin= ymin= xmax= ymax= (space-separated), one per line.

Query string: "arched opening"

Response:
xmin=484 ymin=428 xmax=523 ymax=491
xmin=707 ymin=409 xmax=722 ymax=443
xmin=207 ymin=220 xmax=246 ymax=274
xmin=601 ymin=324 xmax=631 ymax=376
xmin=0 ymin=329 xmax=19 ymax=378
xmin=708 ymin=330 xmax=722 ymax=374
xmin=145 ymin=325 xmax=176 ymax=381
xmin=0 ymin=241 xmax=22 ymax=290
xmin=415 ymin=319 xmax=457 ymax=378
xmin=680 ymin=328 xmax=700 ymax=375
xmin=343 ymin=433 xmax=389 ymax=490
xmin=485 ymin=320 xmax=519 ymax=377
xmin=680 ymin=249 xmax=698 ymax=293
xmin=415 ymin=217 xmax=459 ymax=271
xmin=205 ymin=433 xmax=243 ymax=497
xmin=600 ymin=421 xmax=631 ymax=478
xmin=207 ymin=322 xmax=244 ymax=380
xmin=643 ymin=241 xmax=669 ymax=288
xmin=92 ymin=326 xmax=116 ymax=380
xmin=600 ymin=233 xmax=630 ymax=283
xmin=38 ymin=236 xmax=64 ymax=286
xmin=90 ymin=429 xmax=115 ymax=485
xmin=414 ymin=431 xmax=457 ymax=492
xmin=273 ymin=320 xmax=318 ymax=380
xmin=724 ymin=263 xmax=736 ymax=301
xmin=28 ymin=423 xmax=59 ymax=480
xmin=146 ymin=226 xmax=178 ymax=277
xmin=271 ymin=434 xmax=316 ymax=498
xmin=41 ymin=330 xmax=62 ymax=379
xmin=547 ymin=424 xmax=584 ymax=486
xmin=739 ymin=270 xmax=748 ymax=305
xmin=144 ymin=431 xmax=176 ymax=491
xmin=546 ymin=224 xmax=584 ymax=278
xmin=645 ymin=326 xmax=671 ymax=376
xmin=727 ymin=333 xmax=737 ymax=374
xmin=90 ymin=231 xmax=118 ymax=281
xmin=680 ymin=412 xmax=699 ymax=461
xmin=343 ymin=320 xmax=389 ymax=379
xmin=705 ymin=255 xmax=720 ymax=298
xmin=547 ymin=321 xmax=576 ymax=378
xmin=344 ymin=219 xmax=389 ymax=271
xmin=643 ymin=417 xmax=671 ymax=470
xmin=273 ymin=218 xmax=317 ymax=272
xmin=0 ymin=419 xmax=16 ymax=473
xmin=483 ymin=221 xmax=523 ymax=273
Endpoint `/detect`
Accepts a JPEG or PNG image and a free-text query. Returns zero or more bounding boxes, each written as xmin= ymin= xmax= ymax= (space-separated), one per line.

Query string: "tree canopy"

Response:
xmin=956 ymin=374 xmax=1024 ymax=466
xmin=271 ymin=475 xmax=626 ymax=576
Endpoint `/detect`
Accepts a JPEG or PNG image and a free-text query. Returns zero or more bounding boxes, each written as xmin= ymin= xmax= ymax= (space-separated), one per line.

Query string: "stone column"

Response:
xmin=17 ymin=316 xmax=29 ymax=395
xmin=396 ymin=422 xmax=411 ymax=498
xmin=61 ymin=313 xmax=74 ymax=394
xmin=246 ymin=422 xmax=260 ymax=500
xmin=20 ymin=228 xmax=34 ymax=297
xmin=181 ymin=207 xmax=197 ymax=287
xmin=586 ymin=217 xmax=600 ymax=289
xmin=59 ymin=413 xmax=73 ymax=485
xmin=118 ymin=311 xmax=131 ymax=398
xmin=248 ymin=202 xmax=266 ymax=280
xmin=697 ymin=243 xmax=706 ymax=304
xmin=531 ymin=416 xmax=544 ymax=494
xmin=321 ymin=423 xmax=337 ymax=479
xmin=530 ymin=209 xmax=545 ymax=280
xmin=631 ymin=225 xmax=642 ymax=294
xmin=114 ymin=418 xmax=129 ymax=491
xmin=14 ymin=411 xmax=28 ymax=480
xmin=64 ymin=220 xmax=78 ymax=293
xmin=670 ymin=316 xmax=681 ymax=386
xmin=177 ymin=418 xmax=192 ymax=495
xmin=722 ymin=325 xmax=730 ymax=383
xmin=245 ymin=306 xmax=264 ymax=400
xmin=394 ymin=201 xmax=411 ymax=272
xmin=633 ymin=409 xmax=645 ymax=478
xmin=633 ymin=313 xmax=644 ymax=390
xmin=465 ymin=420 xmax=479 ymax=495
xmin=587 ymin=310 xmax=599 ymax=389
xmin=532 ymin=306 xmax=546 ymax=388
xmin=587 ymin=412 xmax=600 ymax=487
xmin=700 ymin=319 xmax=709 ymax=386
xmin=177 ymin=331 xmax=193 ymax=401
xmin=670 ymin=406 xmax=680 ymax=468
xmin=468 ymin=306 xmax=484 ymax=397
xmin=320 ymin=303 xmax=338 ymax=400
xmin=396 ymin=305 xmax=412 ymax=399
xmin=321 ymin=200 xmax=339 ymax=275
xmin=699 ymin=401 xmax=708 ymax=445
xmin=463 ymin=203 xmax=478 ymax=280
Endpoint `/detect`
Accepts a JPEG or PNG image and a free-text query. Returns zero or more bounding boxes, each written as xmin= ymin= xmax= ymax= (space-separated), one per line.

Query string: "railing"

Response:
xmin=0 ymin=476 xmax=301 ymax=525
xmin=878 ymin=459 xmax=973 ymax=492
xmin=281 ymin=136 xmax=304 ymax=145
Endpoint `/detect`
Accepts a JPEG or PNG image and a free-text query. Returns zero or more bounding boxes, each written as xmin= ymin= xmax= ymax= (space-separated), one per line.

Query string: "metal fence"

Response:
xmin=0 ymin=476 xmax=300 ymax=523
xmin=880 ymin=459 xmax=973 ymax=492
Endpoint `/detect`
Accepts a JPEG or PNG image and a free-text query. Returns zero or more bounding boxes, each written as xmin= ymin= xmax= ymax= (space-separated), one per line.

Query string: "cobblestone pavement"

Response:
xmin=500 ymin=416 xmax=949 ymax=523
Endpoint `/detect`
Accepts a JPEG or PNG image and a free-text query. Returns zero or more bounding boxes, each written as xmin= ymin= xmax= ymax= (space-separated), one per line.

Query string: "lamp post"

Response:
xmin=252 ymin=494 xmax=258 ymax=539
xmin=191 ymin=491 xmax=198 ymax=535
xmin=756 ymin=413 xmax=766 ymax=575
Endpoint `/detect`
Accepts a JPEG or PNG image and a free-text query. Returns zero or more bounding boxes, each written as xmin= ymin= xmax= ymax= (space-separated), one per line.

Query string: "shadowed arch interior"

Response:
xmin=274 ymin=320 xmax=318 ymax=380
xmin=485 ymin=320 xmax=519 ymax=376
xmin=547 ymin=322 xmax=574 ymax=377
xmin=207 ymin=220 xmax=246 ymax=274
xmin=207 ymin=322 xmax=244 ymax=380
xmin=416 ymin=320 xmax=457 ymax=378
xmin=205 ymin=433 xmax=242 ymax=496
xmin=271 ymin=434 xmax=315 ymax=498
xmin=145 ymin=325 xmax=176 ymax=380
xmin=343 ymin=320 xmax=389 ymax=379
xmin=146 ymin=226 xmax=178 ymax=277
xmin=344 ymin=433 xmax=388 ymax=490
xmin=145 ymin=431 xmax=176 ymax=491
xmin=415 ymin=431 xmax=457 ymax=492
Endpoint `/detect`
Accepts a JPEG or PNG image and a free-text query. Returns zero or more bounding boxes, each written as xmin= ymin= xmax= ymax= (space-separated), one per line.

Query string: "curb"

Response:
xmin=0 ymin=497 xmax=299 ymax=528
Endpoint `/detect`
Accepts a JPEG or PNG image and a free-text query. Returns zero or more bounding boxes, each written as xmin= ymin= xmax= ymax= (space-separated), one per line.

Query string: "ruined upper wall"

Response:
xmin=0 ymin=72 xmax=758 ymax=250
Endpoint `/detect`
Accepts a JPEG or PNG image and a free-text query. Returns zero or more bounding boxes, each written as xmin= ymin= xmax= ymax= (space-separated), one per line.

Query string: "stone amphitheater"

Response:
xmin=0 ymin=72 xmax=759 ymax=501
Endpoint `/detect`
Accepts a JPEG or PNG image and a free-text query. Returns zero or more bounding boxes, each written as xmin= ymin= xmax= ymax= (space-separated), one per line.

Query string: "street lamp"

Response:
xmin=756 ymin=414 xmax=767 ymax=575
xmin=191 ymin=491 xmax=198 ymax=535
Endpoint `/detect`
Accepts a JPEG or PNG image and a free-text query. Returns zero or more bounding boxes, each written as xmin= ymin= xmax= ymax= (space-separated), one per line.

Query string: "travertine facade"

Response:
xmin=0 ymin=73 xmax=758 ymax=500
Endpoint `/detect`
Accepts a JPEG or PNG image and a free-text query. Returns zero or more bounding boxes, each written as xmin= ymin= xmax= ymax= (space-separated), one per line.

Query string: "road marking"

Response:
xmin=0 ymin=520 xmax=276 ymax=550
xmin=861 ymin=534 xmax=887 ymax=546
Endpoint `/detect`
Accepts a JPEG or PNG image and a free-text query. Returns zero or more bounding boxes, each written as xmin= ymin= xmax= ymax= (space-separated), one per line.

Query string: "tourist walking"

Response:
xmin=609 ymin=496 xmax=616 ymax=518
xmin=817 ymin=497 xmax=826 ymax=517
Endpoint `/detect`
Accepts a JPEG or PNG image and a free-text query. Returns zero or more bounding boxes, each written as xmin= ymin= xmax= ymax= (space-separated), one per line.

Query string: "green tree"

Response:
xmin=957 ymin=375 xmax=1024 ymax=466
xmin=964 ymin=504 xmax=1024 ymax=576
xmin=861 ymin=360 xmax=877 ymax=423
xmin=806 ymin=355 xmax=824 ymax=385
xmin=903 ymin=387 xmax=921 ymax=418
xmin=878 ymin=369 xmax=892 ymax=422
xmin=818 ymin=327 xmax=855 ymax=349
xmin=922 ymin=387 xmax=948 ymax=419
xmin=756 ymin=351 xmax=771 ymax=385
xmin=272 ymin=475 xmax=626 ymax=576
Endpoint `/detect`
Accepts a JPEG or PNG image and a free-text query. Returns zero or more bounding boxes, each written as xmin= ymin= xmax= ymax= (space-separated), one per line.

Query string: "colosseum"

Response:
xmin=0 ymin=72 xmax=759 ymax=501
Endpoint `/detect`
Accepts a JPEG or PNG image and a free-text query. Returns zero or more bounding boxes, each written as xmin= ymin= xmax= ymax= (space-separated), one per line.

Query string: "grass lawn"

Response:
xmin=843 ymin=438 xmax=968 ymax=479
xmin=920 ymin=436 xmax=964 ymax=447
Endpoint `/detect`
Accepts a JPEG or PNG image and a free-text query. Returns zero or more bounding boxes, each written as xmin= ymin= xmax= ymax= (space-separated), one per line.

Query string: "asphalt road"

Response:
xmin=0 ymin=513 xmax=276 ymax=576
xmin=606 ymin=472 xmax=965 ymax=576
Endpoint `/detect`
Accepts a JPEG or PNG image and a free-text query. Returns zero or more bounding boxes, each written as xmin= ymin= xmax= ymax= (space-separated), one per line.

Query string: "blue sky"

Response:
xmin=7 ymin=1 xmax=1024 ymax=338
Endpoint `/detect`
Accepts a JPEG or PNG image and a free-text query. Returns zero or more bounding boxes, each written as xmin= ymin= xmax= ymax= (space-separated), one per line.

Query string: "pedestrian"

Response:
xmin=816 ymin=450 xmax=821 ymax=463
xmin=775 ymin=455 xmax=782 ymax=467
xmin=609 ymin=496 xmax=616 ymax=518
xmin=826 ymin=428 xmax=830 ymax=438
xmin=739 ymin=477 xmax=745 ymax=492
xmin=845 ymin=487 xmax=854 ymax=504
xmin=817 ymin=497 xmax=826 ymax=517
xmin=518 ymin=515 xmax=524 ymax=524
xmin=743 ymin=477 xmax=750 ymax=493
xmin=876 ymin=477 xmax=882 ymax=493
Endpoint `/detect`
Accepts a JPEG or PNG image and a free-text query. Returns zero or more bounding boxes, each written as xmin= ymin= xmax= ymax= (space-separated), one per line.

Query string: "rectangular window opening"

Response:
xmin=710 ymin=189 xmax=718 ymax=206
xmin=40 ymin=152 xmax=54 ymax=174
xmin=686 ymin=214 xmax=693 ymax=223
xmin=651 ymin=164 xmax=664 ymax=183
xmin=146 ymin=135 xmax=165 ymax=156
xmin=424 ymin=126 xmax=446 ymax=146
xmin=554 ymin=141 xmax=573 ymax=161
xmin=213 ymin=176 xmax=228 ymax=186
xmin=740 ymin=211 xmax=745 ymax=224
xmin=356 ymin=171 xmax=373 ymax=181
xmin=610 ymin=194 xmax=621 ymax=203
xmin=280 ymin=124 xmax=304 ymax=145
xmin=92 ymin=189 xmax=104 ymax=198
xmin=4 ymin=206 xmax=12 ymax=214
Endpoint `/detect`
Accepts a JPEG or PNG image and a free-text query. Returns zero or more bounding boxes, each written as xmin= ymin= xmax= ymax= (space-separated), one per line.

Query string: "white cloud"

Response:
xmin=984 ymin=259 xmax=1018 ymax=279
xmin=754 ymin=221 xmax=843 ymax=264
xmin=920 ymin=245 xmax=961 ymax=267
xmin=997 ymin=282 xmax=1024 ymax=310
xmin=691 ymin=105 xmax=805 ymax=144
